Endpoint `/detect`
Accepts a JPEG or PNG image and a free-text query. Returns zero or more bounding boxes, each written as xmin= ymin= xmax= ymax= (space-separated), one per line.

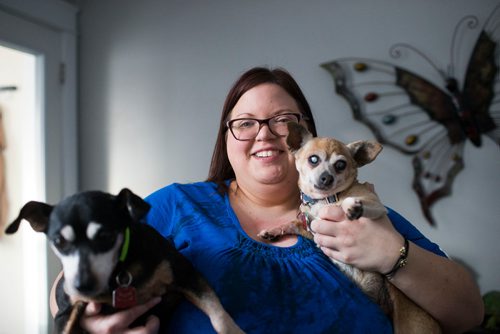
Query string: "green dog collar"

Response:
xmin=119 ymin=227 xmax=130 ymax=262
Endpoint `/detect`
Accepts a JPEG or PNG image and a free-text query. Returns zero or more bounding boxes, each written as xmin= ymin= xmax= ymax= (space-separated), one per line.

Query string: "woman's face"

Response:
xmin=226 ymin=83 xmax=303 ymax=187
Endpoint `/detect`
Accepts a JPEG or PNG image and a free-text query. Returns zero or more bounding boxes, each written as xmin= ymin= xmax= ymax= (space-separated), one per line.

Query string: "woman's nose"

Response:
xmin=255 ymin=122 xmax=277 ymax=140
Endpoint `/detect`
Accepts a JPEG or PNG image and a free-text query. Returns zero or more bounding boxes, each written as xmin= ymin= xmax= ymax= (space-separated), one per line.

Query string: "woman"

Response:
xmin=54 ymin=67 xmax=483 ymax=333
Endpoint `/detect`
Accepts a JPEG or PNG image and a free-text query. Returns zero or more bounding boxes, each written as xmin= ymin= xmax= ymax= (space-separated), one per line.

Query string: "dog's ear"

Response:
xmin=347 ymin=140 xmax=383 ymax=167
xmin=5 ymin=201 xmax=53 ymax=234
xmin=116 ymin=188 xmax=151 ymax=222
xmin=286 ymin=122 xmax=313 ymax=154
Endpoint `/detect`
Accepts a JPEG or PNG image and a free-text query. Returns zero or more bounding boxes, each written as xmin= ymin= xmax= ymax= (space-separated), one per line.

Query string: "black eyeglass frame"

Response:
xmin=225 ymin=113 xmax=307 ymax=141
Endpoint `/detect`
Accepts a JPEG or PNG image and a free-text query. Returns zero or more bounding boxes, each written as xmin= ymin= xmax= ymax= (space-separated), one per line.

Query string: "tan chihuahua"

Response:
xmin=258 ymin=122 xmax=440 ymax=333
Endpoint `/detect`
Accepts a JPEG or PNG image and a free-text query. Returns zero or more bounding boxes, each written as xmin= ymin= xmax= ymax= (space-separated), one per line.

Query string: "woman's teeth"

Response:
xmin=255 ymin=150 xmax=279 ymax=158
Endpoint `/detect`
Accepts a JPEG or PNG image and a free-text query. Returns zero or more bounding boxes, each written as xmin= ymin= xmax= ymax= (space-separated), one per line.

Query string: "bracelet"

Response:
xmin=383 ymin=238 xmax=409 ymax=280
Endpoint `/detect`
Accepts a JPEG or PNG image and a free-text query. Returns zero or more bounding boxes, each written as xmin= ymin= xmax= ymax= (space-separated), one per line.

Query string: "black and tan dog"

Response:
xmin=6 ymin=188 xmax=243 ymax=334
xmin=259 ymin=123 xmax=440 ymax=333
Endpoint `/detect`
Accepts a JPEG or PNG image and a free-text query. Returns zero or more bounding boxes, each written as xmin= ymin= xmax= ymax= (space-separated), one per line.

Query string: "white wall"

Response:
xmin=79 ymin=0 xmax=500 ymax=293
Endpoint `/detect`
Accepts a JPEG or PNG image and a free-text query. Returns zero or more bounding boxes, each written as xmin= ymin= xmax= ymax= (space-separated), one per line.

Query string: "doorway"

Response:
xmin=0 ymin=3 xmax=77 ymax=333
xmin=0 ymin=44 xmax=46 ymax=334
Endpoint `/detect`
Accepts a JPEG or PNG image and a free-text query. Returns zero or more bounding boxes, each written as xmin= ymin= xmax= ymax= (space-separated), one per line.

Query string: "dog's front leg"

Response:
xmin=361 ymin=199 xmax=387 ymax=220
xmin=181 ymin=287 xmax=245 ymax=334
xmin=54 ymin=306 xmax=73 ymax=334
xmin=258 ymin=220 xmax=312 ymax=241
xmin=56 ymin=301 xmax=87 ymax=334
xmin=54 ymin=276 xmax=89 ymax=334
xmin=342 ymin=197 xmax=387 ymax=220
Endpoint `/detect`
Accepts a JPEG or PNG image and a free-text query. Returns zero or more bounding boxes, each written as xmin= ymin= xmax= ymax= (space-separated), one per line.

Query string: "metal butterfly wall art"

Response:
xmin=322 ymin=6 xmax=500 ymax=225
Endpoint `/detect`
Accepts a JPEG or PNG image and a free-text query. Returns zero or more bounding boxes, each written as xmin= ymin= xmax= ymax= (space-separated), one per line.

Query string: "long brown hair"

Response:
xmin=206 ymin=67 xmax=317 ymax=192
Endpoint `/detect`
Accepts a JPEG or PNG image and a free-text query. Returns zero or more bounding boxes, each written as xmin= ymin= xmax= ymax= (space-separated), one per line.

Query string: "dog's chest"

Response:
xmin=115 ymin=260 xmax=175 ymax=306
xmin=300 ymin=198 xmax=343 ymax=224
xmin=135 ymin=260 xmax=175 ymax=302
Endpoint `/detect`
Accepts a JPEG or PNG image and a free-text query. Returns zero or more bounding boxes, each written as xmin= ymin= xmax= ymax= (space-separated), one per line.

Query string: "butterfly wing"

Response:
xmin=412 ymin=140 xmax=464 ymax=226
xmin=395 ymin=68 xmax=466 ymax=145
xmin=322 ymin=59 xmax=466 ymax=225
xmin=463 ymin=30 xmax=500 ymax=144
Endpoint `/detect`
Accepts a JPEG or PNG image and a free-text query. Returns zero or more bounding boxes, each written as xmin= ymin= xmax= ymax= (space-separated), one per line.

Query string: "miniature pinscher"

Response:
xmin=6 ymin=188 xmax=243 ymax=334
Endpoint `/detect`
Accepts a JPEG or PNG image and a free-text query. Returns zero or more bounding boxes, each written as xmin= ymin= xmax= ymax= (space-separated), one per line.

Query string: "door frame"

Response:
xmin=0 ymin=0 xmax=79 ymax=198
xmin=0 ymin=1 xmax=78 ymax=332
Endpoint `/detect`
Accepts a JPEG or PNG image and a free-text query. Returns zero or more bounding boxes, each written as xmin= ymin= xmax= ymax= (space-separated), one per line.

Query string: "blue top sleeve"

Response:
xmin=386 ymin=207 xmax=447 ymax=257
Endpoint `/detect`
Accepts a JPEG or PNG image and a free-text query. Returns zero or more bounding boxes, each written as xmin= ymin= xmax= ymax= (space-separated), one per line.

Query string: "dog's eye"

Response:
xmin=308 ymin=155 xmax=320 ymax=166
xmin=95 ymin=230 xmax=115 ymax=242
xmin=91 ymin=230 xmax=117 ymax=252
xmin=53 ymin=236 xmax=68 ymax=250
xmin=334 ymin=160 xmax=347 ymax=172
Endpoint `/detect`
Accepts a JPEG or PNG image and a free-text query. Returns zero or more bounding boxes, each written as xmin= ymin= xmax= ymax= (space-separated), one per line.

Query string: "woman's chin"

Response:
xmin=253 ymin=169 xmax=290 ymax=185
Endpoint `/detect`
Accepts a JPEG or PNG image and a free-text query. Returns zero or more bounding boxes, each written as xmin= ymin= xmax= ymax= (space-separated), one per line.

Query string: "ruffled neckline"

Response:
xmin=224 ymin=192 xmax=321 ymax=259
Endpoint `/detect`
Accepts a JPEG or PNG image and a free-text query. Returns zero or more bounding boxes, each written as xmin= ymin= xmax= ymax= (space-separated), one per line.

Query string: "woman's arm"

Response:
xmin=390 ymin=238 xmax=483 ymax=333
xmin=50 ymin=271 xmax=64 ymax=317
xmin=79 ymin=299 xmax=161 ymax=334
xmin=311 ymin=205 xmax=484 ymax=333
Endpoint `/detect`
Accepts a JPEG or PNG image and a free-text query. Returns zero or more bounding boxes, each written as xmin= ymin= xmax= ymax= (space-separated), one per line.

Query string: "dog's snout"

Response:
xmin=319 ymin=172 xmax=334 ymax=187
xmin=72 ymin=258 xmax=98 ymax=295
xmin=74 ymin=272 xmax=96 ymax=294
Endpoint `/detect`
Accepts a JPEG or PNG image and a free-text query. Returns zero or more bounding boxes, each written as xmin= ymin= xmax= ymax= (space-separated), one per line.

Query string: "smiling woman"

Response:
xmin=207 ymin=68 xmax=318 ymax=194
xmin=60 ymin=66 xmax=483 ymax=334
xmin=226 ymin=84 xmax=307 ymax=190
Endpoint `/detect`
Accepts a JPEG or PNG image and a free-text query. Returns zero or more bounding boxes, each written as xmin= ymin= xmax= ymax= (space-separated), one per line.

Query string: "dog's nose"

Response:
xmin=319 ymin=172 xmax=334 ymax=188
xmin=74 ymin=272 xmax=96 ymax=295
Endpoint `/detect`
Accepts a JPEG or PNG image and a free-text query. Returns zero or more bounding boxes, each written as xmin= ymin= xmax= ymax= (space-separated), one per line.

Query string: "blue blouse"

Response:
xmin=145 ymin=182 xmax=446 ymax=333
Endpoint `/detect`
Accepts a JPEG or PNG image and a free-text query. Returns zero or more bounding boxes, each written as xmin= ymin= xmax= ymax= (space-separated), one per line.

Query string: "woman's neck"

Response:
xmin=229 ymin=180 xmax=301 ymax=246
xmin=230 ymin=179 xmax=299 ymax=209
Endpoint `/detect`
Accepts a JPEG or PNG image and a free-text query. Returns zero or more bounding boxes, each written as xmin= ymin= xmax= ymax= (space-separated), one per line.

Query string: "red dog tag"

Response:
xmin=112 ymin=271 xmax=137 ymax=309
xmin=113 ymin=285 xmax=137 ymax=309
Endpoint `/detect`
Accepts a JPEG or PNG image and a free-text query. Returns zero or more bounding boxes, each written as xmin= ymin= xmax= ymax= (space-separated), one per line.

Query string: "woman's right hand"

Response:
xmin=80 ymin=297 xmax=161 ymax=334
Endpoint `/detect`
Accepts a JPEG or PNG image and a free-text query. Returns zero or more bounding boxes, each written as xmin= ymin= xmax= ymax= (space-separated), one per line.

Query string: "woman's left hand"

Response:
xmin=310 ymin=204 xmax=404 ymax=274
xmin=310 ymin=204 xmax=485 ymax=333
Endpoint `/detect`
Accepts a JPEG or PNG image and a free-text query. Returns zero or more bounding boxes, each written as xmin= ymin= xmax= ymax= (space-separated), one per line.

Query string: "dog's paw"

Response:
xmin=257 ymin=229 xmax=283 ymax=241
xmin=344 ymin=198 xmax=363 ymax=220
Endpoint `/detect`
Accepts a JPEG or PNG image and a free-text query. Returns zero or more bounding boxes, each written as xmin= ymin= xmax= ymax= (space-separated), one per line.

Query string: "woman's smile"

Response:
xmin=253 ymin=149 xmax=284 ymax=158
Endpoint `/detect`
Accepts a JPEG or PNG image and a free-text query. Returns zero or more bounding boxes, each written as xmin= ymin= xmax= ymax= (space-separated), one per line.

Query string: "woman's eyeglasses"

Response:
xmin=226 ymin=113 xmax=305 ymax=141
